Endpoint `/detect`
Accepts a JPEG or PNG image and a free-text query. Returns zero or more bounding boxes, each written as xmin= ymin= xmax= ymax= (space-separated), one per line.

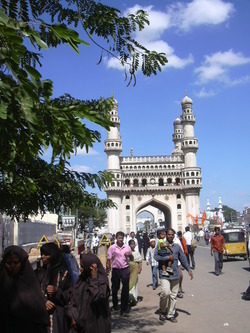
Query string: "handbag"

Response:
xmin=191 ymin=239 xmax=197 ymax=250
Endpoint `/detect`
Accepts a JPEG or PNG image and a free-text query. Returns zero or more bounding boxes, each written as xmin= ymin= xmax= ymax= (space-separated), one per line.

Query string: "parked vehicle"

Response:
xmin=221 ymin=227 xmax=248 ymax=260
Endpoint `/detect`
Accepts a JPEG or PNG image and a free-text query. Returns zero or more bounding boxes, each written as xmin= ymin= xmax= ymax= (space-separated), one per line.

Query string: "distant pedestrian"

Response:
xmin=146 ymin=239 xmax=158 ymax=290
xmin=128 ymin=239 xmax=142 ymax=306
xmin=85 ymin=236 xmax=91 ymax=253
xmin=0 ymin=245 xmax=49 ymax=333
xmin=91 ymin=233 xmax=99 ymax=255
xmin=106 ymin=231 xmax=134 ymax=317
xmin=66 ymin=253 xmax=111 ymax=333
xmin=183 ymin=226 xmax=196 ymax=269
xmin=61 ymin=244 xmax=80 ymax=287
xmin=136 ymin=231 xmax=143 ymax=255
xmin=210 ymin=227 xmax=227 ymax=276
xmin=142 ymin=232 xmax=150 ymax=260
xmin=204 ymin=229 xmax=210 ymax=245
xmin=110 ymin=234 xmax=116 ymax=245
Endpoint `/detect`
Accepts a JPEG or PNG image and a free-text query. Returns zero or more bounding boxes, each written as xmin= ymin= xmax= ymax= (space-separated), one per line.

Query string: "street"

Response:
xmin=110 ymin=243 xmax=250 ymax=333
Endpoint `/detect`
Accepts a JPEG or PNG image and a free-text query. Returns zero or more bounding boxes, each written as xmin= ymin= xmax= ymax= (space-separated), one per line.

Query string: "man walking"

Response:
xmin=106 ymin=231 xmax=134 ymax=317
xmin=183 ymin=226 xmax=196 ymax=269
xmin=210 ymin=226 xmax=227 ymax=276
xmin=154 ymin=228 xmax=193 ymax=323
xmin=91 ymin=232 xmax=99 ymax=255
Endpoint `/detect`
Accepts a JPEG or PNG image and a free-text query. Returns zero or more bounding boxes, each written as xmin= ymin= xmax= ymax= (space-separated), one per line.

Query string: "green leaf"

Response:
xmin=0 ymin=103 xmax=8 ymax=119
xmin=24 ymin=65 xmax=42 ymax=80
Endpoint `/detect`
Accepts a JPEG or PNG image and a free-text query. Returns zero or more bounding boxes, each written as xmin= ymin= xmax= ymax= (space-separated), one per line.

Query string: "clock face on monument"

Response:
xmin=150 ymin=178 xmax=155 ymax=185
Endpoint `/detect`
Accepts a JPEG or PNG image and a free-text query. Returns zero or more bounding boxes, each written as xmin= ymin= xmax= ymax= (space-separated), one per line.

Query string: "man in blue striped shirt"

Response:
xmin=154 ymin=228 xmax=193 ymax=323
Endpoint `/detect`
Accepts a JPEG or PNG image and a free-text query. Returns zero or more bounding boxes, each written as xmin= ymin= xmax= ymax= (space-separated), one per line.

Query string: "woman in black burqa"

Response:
xmin=0 ymin=245 xmax=49 ymax=333
xmin=66 ymin=253 xmax=111 ymax=333
xmin=35 ymin=242 xmax=73 ymax=333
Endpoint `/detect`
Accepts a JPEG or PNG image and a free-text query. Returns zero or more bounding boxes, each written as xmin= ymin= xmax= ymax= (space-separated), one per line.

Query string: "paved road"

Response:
xmin=110 ymin=243 xmax=250 ymax=333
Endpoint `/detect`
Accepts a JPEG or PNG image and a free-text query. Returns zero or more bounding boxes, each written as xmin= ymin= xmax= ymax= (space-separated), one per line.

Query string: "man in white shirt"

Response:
xmin=91 ymin=233 xmax=99 ymax=255
xmin=183 ymin=226 xmax=195 ymax=269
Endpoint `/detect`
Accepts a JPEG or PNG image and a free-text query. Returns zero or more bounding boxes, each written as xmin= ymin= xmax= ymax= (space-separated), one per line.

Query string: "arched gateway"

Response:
xmin=104 ymin=94 xmax=202 ymax=234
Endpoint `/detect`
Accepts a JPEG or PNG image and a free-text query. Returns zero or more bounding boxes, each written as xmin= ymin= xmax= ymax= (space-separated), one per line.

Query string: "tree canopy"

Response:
xmin=0 ymin=0 xmax=168 ymax=220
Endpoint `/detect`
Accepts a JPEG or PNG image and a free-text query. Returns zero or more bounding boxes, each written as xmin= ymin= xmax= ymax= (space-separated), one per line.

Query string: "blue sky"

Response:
xmin=40 ymin=0 xmax=250 ymax=213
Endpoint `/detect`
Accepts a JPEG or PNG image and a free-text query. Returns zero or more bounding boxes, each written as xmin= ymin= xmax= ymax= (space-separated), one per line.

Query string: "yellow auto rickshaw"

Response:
xmin=221 ymin=227 xmax=248 ymax=260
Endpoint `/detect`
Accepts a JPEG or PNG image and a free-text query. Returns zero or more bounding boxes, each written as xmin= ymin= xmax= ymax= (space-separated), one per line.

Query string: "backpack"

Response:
xmin=63 ymin=252 xmax=80 ymax=286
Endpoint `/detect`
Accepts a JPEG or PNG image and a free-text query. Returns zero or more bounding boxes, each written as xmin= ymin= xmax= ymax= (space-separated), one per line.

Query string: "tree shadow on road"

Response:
xmin=111 ymin=305 xmax=164 ymax=333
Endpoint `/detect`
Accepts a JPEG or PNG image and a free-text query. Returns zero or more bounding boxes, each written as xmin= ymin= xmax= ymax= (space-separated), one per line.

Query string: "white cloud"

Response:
xmin=104 ymin=56 xmax=128 ymax=71
xmin=195 ymin=49 xmax=250 ymax=86
xmin=195 ymin=87 xmax=216 ymax=98
xmin=169 ymin=0 xmax=235 ymax=32
xmin=73 ymin=147 xmax=99 ymax=156
xmin=205 ymin=50 xmax=250 ymax=66
xmin=71 ymin=165 xmax=92 ymax=173
xmin=225 ymin=75 xmax=250 ymax=87
xmin=106 ymin=4 xmax=195 ymax=71
xmin=105 ymin=1 xmax=235 ymax=73
xmin=168 ymin=53 xmax=194 ymax=69
xmin=125 ymin=5 xmax=171 ymax=42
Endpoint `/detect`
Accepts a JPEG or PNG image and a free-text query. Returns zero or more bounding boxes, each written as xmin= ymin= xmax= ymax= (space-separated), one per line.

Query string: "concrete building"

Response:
xmin=104 ymin=93 xmax=202 ymax=234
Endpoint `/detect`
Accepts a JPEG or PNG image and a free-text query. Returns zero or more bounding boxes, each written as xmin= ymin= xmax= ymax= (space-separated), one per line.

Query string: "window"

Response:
xmin=167 ymin=178 xmax=172 ymax=184
xmin=177 ymin=194 xmax=181 ymax=199
xmin=125 ymin=179 xmax=130 ymax=187
xmin=126 ymin=205 xmax=130 ymax=210
xmin=126 ymin=216 xmax=130 ymax=222
xmin=177 ymin=204 xmax=181 ymax=209
xmin=126 ymin=195 xmax=130 ymax=199
xmin=133 ymin=179 xmax=139 ymax=186
xmin=142 ymin=179 xmax=147 ymax=186
xmin=159 ymin=178 xmax=164 ymax=186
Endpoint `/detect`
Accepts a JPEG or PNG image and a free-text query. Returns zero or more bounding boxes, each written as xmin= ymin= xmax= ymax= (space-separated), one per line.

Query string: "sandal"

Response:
xmin=167 ymin=317 xmax=178 ymax=323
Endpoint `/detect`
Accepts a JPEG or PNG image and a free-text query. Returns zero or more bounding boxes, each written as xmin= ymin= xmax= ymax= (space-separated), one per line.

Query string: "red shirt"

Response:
xmin=211 ymin=234 xmax=225 ymax=253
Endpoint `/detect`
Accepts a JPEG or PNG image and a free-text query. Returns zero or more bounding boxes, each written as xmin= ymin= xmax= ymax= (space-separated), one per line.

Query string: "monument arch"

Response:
xmin=104 ymin=94 xmax=202 ymax=234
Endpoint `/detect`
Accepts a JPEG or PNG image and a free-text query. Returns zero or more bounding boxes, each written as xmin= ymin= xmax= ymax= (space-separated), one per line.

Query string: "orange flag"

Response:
xmin=201 ymin=211 xmax=206 ymax=225
xmin=187 ymin=213 xmax=194 ymax=221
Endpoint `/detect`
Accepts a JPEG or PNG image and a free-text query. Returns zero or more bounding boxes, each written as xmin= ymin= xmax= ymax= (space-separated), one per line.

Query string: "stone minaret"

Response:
xmin=172 ymin=113 xmax=184 ymax=156
xmin=181 ymin=93 xmax=201 ymax=220
xmin=104 ymin=98 xmax=122 ymax=232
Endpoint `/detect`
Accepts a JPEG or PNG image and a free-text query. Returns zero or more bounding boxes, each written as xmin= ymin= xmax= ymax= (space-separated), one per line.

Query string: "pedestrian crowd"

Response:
xmin=0 ymin=225 xmax=248 ymax=333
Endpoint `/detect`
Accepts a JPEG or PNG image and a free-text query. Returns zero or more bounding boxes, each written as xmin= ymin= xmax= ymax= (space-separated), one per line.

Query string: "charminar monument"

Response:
xmin=104 ymin=93 xmax=202 ymax=234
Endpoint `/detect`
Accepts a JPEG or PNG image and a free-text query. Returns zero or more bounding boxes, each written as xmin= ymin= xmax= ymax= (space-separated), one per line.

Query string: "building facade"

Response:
xmin=104 ymin=94 xmax=202 ymax=234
